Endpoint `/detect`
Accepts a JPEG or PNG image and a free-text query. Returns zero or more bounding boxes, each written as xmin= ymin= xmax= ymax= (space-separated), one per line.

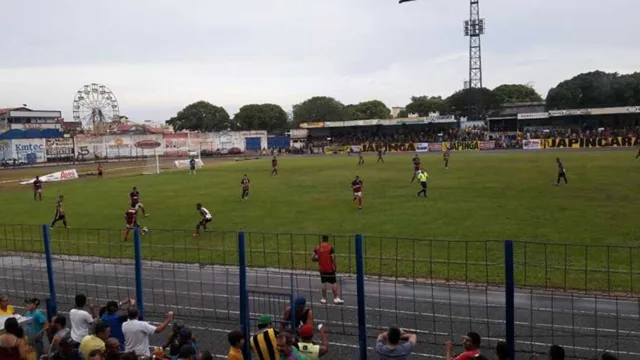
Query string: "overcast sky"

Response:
xmin=0 ymin=0 xmax=638 ymax=123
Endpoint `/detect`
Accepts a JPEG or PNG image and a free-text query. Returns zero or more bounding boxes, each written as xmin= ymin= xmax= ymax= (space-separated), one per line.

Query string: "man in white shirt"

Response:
xmin=122 ymin=306 xmax=173 ymax=357
xmin=69 ymin=294 xmax=96 ymax=347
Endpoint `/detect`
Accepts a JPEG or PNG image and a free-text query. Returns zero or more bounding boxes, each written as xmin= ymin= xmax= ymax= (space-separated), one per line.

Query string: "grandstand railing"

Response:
xmin=0 ymin=224 xmax=638 ymax=360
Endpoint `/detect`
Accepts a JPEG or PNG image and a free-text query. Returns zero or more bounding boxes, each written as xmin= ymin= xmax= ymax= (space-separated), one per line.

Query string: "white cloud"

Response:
xmin=0 ymin=0 xmax=638 ymax=122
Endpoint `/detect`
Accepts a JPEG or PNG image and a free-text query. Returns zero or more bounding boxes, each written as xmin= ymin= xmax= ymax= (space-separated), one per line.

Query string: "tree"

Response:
xmin=492 ymin=84 xmax=543 ymax=104
xmin=345 ymin=100 xmax=392 ymax=120
xmin=444 ymin=88 xmax=500 ymax=118
xmin=396 ymin=109 xmax=409 ymax=118
xmin=546 ymin=71 xmax=640 ymax=109
xmin=233 ymin=103 xmax=289 ymax=132
xmin=405 ymin=96 xmax=447 ymax=117
xmin=167 ymin=101 xmax=231 ymax=132
xmin=292 ymin=96 xmax=347 ymax=124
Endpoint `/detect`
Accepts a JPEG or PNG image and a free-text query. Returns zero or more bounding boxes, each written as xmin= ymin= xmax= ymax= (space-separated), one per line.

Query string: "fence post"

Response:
xmin=133 ymin=228 xmax=145 ymax=320
xmin=355 ymin=234 xmax=367 ymax=360
xmin=238 ymin=231 xmax=250 ymax=360
xmin=41 ymin=225 xmax=57 ymax=317
xmin=504 ymin=240 xmax=515 ymax=360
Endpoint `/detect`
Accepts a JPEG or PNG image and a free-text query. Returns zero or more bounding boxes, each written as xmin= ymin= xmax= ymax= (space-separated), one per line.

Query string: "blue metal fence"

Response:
xmin=0 ymin=224 xmax=638 ymax=359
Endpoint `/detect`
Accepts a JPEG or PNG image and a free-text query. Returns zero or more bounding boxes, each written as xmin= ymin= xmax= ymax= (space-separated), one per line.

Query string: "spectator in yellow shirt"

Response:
xmin=227 ymin=330 xmax=244 ymax=360
xmin=80 ymin=321 xmax=110 ymax=359
xmin=0 ymin=296 xmax=15 ymax=316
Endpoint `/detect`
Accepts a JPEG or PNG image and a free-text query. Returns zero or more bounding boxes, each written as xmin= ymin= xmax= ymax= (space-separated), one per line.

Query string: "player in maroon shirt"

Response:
xmin=123 ymin=207 xmax=142 ymax=241
xmin=97 ymin=163 xmax=103 ymax=178
xmin=351 ymin=175 xmax=363 ymax=210
xmin=411 ymin=155 xmax=421 ymax=182
xmin=271 ymin=156 xmax=278 ymax=176
xmin=129 ymin=187 xmax=148 ymax=216
xmin=33 ymin=176 xmax=43 ymax=201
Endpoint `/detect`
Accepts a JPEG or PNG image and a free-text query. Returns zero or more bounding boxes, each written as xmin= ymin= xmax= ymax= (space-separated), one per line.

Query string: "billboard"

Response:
xmin=12 ymin=139 xmax=46 ymax=163
xmin=45 ymin=138 xmax=74 ymax=159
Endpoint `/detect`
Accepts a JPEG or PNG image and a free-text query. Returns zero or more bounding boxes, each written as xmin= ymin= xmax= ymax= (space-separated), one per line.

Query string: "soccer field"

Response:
xmin=0 ymin=150 xmax=638 ymax=291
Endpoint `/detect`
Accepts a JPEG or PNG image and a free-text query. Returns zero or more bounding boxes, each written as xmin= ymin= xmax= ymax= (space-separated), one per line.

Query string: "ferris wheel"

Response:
xmin=72 ymin=83 xmax=120 ymax=130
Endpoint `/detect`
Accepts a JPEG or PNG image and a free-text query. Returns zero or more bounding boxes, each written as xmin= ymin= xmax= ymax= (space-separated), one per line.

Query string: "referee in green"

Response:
xmin=416 ymin=168 xmax=428 ymax=197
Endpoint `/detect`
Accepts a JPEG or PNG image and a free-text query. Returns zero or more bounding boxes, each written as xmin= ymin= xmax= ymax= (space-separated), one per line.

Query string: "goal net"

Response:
xmin=141 ymin=150 xmax=161 ymax=175
xmin=173 ymin=150 xmax=204 ymax=171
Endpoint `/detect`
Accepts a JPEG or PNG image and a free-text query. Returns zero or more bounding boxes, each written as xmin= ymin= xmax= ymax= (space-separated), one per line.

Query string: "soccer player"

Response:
xmin=189 ymin=157 xmax=196 ymax=176
xmin=351 ymin=175 xmax=363 ymax=210
xmin=241 ymin=174 xmax=251 ymax=200
xmin=358 ymin=151 xmax=364 ymax=167
xmin=129 ymin=187 xmax=148 ymax=216
xmin=97 ymin=163 xmax=103 ymax=178
xmin=556 ymin=157 xmax=568 ymax=186
xmin=443 ymin=149 xmax=450 ymax=169
xmin=271 ymin=156 xmax=278 ymax=176
xmin=376 ymin=148 xmax=384 ymax=163
xmin=410 ymin=155 xmax=421 ymax=182
xmin=193 ymin=203 xmax=212 ymax=237
xmin=416 ymin=168 xmax=428 ymax=197
xmin=312 ymin=235 xmax=344 ymax=305
xmin=123 ymin=207 xmax=140 ymax=241
xmin=33 ymin=176 xmax=43 ymax=201
xmin=636 ymin=148 xmax=640 ymax=160
xmin=51 ymin=195 xmax=68 ymax=229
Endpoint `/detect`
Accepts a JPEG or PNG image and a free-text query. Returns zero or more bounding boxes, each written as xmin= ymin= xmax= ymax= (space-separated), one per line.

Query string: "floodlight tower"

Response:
xmin=464 ymin=0 xmax=485 ymax=120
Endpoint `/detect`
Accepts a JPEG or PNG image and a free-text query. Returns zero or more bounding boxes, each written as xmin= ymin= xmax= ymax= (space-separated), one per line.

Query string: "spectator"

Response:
xmin=548 ymin=345 xmax=565 ymax=360
xmin=24 ymin=298 xmax=48 ymax=359
xmin=0 ymin=295 xmax=15 ymax=316
xmin=250 ymin=314 xmax=279 ymax=360
xmin=164 ymin=322 xmax=185 ymax=354
xmin=276 ymin=333 xmax=305 ymax=360
xmin=0 ymin=317 xmax=28 ymax=360
xmin=198 ymin=351 xmax=213 ymax=360
xmin=445 ymin=332 xmax=481 ymax=360
xmin=282 ymin=296 xmax=313 ymax=331
xmin=70 ymin=294 xmax=96 ymax=348
xmin=297 ymin=324 xmax=328 ymax=359
xmin=104 ymin=339 xmax=121 ymax=360
xmin=100 ymin=300 xmax=134 ymax=351
xmin=178 ymin=345 xmax=195 ymax=360
xmin=226 ymin=330 xmax=244 ymax=360
xmin=312 ymin=235 xmax=344 ymax=305
xmin=49 ymin=316 xmax=70 ymax=358
xmin=375 ymin=326 xmax=417 ymax=360
xmin=170 ymin=328 xmax=197 ymax=360
xmin=79 ymin=322 xmax=110 ymax=359
xmin=495 ymin=341 xmax=508 ymax=360
xmin=122 ymin=307 xmax=172 ymax=357
xmin=88 ymin=349 xmax=104 ymax=360
xmin=51 ymin=336 xmax=84 ymax=360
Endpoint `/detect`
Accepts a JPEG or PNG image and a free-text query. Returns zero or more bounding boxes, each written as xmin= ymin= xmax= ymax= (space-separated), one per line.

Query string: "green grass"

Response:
xmin=1 ymin=150 xmax=639 ymax=292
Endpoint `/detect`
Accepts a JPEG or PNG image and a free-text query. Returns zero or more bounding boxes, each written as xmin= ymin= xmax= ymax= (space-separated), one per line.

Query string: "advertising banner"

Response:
xmin=20 ymin=169 xmax=78 ymax=185
xmin=542 ymin=137 xmax=639 ymax=149
xmin=187 ymin=133 xmax=213 ymax=153
xmin=523 ymin=139 xmax=542 ymax=150
xmin=214 ymin=131 xmax=245 ymax=152
xmin=104 ymin=135 xmax=133 ymax=158
xmin=0 ymin=140 xmax=12 ymax=160
xmin=442 ymin=141 xmax=479 ymax=152
xmin=132 ymin=134 xmax=163 ymax=156
xmin=164 ymin=133 xmax=189 ymax=157
xmin=324 ymin=145 xmax=351 ymax=154
xmin=416 ymin=143 xmax=429 ymax=152
xmin=12 ymin=139 xmax=46 ymax=163
xmin=479 ymin=141 xmax=496 ymax=150
xmin=75 ymin=135 xmax=105 ymax=159
xmin=360 ymin=143 xmax=417 ymax=152
xmin=350 ymin=145 xmax=361 ymax=153
xmin=45 ymin=138 xmax=74 ymax=159
xmin=428 ymin=143 xmax=442 ymax=152
xmin=174 ymin=159 xmax=204 ymax=169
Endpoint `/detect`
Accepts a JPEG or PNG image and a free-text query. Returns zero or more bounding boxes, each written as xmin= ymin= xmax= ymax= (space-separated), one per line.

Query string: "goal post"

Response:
xmin=141 ymin=149 xmax=160 ymax=175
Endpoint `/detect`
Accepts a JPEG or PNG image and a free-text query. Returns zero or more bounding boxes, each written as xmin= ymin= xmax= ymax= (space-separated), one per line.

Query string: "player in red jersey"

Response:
xmin=411 ymin=154 xmax=421 ymax=182
xmin=129 ymin=187 xmax=148 ymax=216
xmin=33 ymin=176 xmax=43 ymax=201
xmin=97 ymin=162 xmax=103 ymax=178
xmin=312 ymin=235 xmax=344 ymax=304
xmin=351 ymin=175 xmax=363 ymax=210
xmin=123 ymin=207 xmax=143 ymax=241
xmin=271 ymin=156 xmax=278 ymax=176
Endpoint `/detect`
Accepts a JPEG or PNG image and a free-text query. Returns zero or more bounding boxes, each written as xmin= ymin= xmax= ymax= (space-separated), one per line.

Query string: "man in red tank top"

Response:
xmin=312 ymin=235 xmax=344 ymax=305
xmin=445 ymin=332 xmax=481 ymax=360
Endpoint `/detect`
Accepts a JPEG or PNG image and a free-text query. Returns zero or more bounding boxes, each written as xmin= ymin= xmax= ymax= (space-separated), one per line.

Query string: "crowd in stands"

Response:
xmin=522 ymin=126 xmax=640 ymax=140
xmin=0 ymin=294 xmax=620 ymax=360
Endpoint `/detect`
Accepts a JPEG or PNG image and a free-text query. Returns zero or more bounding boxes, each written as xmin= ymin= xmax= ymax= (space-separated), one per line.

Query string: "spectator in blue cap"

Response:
xmin=282 ymin=296 xmax=314 ymax=332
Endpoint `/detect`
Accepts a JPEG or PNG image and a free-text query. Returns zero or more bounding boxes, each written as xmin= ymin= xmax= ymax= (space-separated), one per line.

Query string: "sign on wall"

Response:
xmin=0 ymin=140 xmax=12 ymax=160
xmin=104 ymin=135 xmax=133 ymax=158
xmin=163 ymin=133 xmax=189 ymax=157
xmin=12 ymin=139 xmax=46 ymax=163
xmin=45 ymin=138 xmax=74 ymax=159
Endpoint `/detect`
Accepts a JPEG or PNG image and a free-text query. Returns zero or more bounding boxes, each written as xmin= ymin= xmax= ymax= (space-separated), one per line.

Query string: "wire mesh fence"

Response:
xmin=0 ymin=225 xmax=638 ymax=360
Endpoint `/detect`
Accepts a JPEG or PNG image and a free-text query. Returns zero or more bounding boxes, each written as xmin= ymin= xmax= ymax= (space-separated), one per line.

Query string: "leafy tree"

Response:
xmin=405 ymin=96 xmax=447 ymax=117
xmin=396 ymin=109 xmax=409 ymax=118
xmin=444 ymin=88 xmax=500 ymax=117
xmin=546 ymin=71 xmax=640 ymax=109
xmin=492 ymin=84 xmax=543 ymax=104
xmin=233 ymin=103 xmax=288 ymax=132
xmin=345 ymin=100 xmax=391 ymax=120
xmin=292 ymin=96 xmax=347 ymax=124
xmin=167 ymin=101 xmax=231 ymax=132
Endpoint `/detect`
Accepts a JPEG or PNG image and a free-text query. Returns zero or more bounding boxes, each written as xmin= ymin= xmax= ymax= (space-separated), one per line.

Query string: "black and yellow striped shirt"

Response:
xmin=250 ymin=328 xmax=278 ymax=360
